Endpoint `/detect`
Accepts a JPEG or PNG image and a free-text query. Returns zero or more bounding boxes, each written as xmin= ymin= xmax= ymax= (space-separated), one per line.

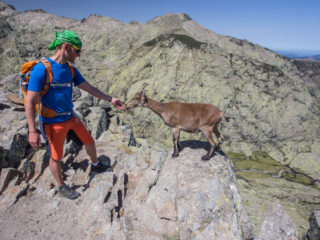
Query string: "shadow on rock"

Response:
xmin=179 ymin=140 xmax=226 ymax=158
xmin=71 ymin=159 xmax=89 ymax=172
xmin=81 ymin=155 xmax=113 ymax=192
xmin=97 ymin=155 xmax=112 ymax=167
xmin=0 ymin=103 xmax=10 ymax=110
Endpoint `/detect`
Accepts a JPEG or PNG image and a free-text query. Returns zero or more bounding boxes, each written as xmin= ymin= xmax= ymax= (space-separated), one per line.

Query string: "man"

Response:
xmin=26 ymin=30 xmax=125 ymax=200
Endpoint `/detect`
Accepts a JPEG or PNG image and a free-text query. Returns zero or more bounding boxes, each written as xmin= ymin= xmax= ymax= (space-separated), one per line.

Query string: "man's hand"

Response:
xmin=111 ymin=97 xmax=126 ymax=110
xmin=77 ymin=82 xmax=126 ymax=110
xmin=28 ymin=132 xmax=41 ymax=149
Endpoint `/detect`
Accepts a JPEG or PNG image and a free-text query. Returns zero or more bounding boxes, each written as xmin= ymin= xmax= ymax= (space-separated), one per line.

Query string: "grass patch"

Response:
xmin=228 ymin=151 xmax=315 ymax=187
xmin=282 ymin=172 xmax=313 ymax=185
xmin=228 ymin=151 xmax=289 ymax=173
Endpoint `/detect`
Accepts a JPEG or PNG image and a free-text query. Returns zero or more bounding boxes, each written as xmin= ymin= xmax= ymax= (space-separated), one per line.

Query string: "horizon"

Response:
xmin=3 ymin=0 xmax=320 ymax=53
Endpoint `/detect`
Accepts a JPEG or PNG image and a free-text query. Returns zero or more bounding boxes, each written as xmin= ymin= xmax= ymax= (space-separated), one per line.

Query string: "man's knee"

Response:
xmin=49 ymin=157 xmax=61 ymax=165
xmin=85 ymin=139 xmax=95 ymax=147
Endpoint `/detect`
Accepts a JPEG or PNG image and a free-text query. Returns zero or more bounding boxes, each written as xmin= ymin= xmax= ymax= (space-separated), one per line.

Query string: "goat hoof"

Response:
xmin=214 ymin=146 xmax=220 ymax=153
xmin=172 ymin=153 xmax=179 ymax=158
xmin=201 ymin=155 xmax=211 ymax=161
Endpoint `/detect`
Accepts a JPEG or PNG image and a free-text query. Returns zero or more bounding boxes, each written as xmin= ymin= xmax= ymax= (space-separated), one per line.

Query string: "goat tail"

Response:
xmin=221 ymin=112 xmax=230 ymax=122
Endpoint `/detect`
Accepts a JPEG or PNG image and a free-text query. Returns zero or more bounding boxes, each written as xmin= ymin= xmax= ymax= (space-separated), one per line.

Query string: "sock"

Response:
xmin=92 ymin=161 xmax=99 ymax=166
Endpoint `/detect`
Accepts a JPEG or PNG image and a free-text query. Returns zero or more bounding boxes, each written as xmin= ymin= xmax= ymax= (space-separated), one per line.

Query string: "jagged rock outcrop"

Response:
xmin=257 ymin=201 xmax=298 ymax=240
xmin=121 ymin=145 xmax=254 ymax=240
xmin=0 ymin=122 xmax=256 ymax=240
xmin=304 ymin=211 xmax=320 ymax=240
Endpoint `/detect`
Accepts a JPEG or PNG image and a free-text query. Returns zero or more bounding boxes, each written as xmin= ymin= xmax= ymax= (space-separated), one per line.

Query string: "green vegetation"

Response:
xmin=143 ymin=34 xmax=206 ymax=49
xmin=229 ymin=151 xmax=288 ymax=172
xmin=282 ymin=172 xmax=313 ymax=185
xmin=228 ymin=151 xmax=316 ymax=187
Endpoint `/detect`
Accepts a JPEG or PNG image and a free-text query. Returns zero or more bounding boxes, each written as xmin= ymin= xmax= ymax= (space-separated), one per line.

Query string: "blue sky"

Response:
xmin=4 ymin=0 xmax=320 ymax=53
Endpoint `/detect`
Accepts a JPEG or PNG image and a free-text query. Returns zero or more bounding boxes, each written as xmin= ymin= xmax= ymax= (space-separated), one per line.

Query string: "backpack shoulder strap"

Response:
xmin=21 ymin=60 xmax=40 ymax=74
xmin=68 ymin=63 xmax=75 ymax=80
xmin=39 ymin=58 xmax=53 ymax=96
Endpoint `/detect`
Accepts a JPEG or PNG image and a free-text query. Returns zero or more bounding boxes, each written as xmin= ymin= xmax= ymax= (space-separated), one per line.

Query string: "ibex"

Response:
xmin=125 ymin=85 xmax=229 ymax=160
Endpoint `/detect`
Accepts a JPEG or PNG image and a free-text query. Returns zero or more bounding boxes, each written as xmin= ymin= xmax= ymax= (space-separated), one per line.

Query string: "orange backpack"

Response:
xmin=20 ymin=58 xmax=74 ymax=118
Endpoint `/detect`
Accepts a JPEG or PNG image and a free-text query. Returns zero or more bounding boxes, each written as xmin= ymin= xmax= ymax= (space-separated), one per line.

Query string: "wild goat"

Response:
xmin=125 ymin=85 xmax=229 ymax=160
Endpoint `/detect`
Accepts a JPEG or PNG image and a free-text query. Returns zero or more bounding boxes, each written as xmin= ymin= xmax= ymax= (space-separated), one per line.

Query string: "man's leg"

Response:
xmin=42 ymin=118 xmax=81 ymax=199
xmin=85 ymin=142 xmax=97 ymax=163
xmin=49 ymin=158 xmax=64 ymax=186
xmin=42 ymin=122 xmax=67 ymax=187
xmin=49 ymin=156 xmax=80 ymax=199
xmin=71 ymin=117 xmax=108 ymax=173
xmin=86 ymin=141 xmax=111 ymax=173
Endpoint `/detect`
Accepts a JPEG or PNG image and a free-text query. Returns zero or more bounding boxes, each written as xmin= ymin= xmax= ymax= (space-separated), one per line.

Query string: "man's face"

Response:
xmin=65 ymin=43 xmax=81 ymax=63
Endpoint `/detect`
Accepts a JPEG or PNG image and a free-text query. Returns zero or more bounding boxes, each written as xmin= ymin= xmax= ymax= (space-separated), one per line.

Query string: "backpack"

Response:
xmin=20 ymin=58 xmax=74 ymax=118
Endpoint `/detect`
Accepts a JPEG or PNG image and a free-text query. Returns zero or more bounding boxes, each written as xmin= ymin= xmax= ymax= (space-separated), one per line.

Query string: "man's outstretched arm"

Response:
xmin=78 ymin=81 xmax=125 ymax=110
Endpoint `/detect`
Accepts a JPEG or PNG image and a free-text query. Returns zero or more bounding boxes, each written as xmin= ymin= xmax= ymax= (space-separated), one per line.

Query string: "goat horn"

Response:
xmin=139 ymin=83 xmax=148 ymax=92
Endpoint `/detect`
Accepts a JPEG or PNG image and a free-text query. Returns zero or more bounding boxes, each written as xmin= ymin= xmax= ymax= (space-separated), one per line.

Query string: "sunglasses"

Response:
xmin=71 ymin=44 xmax=81 ymax=54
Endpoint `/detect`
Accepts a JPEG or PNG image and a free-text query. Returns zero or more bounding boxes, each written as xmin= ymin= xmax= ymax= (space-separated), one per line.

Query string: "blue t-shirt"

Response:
xmin=28 ymin=58 xmax=85 ymax=124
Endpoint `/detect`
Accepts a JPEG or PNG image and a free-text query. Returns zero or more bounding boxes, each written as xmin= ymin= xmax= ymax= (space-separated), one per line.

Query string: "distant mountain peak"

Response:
xmin=147 ymin=13 xmax=192 ymax=25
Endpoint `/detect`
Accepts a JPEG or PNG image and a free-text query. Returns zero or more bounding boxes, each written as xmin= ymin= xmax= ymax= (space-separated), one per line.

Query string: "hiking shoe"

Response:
xmin=90 ymin=161 xmax=111 ymax=174
xmin=58 ymin=184 xmax=80 ymax=200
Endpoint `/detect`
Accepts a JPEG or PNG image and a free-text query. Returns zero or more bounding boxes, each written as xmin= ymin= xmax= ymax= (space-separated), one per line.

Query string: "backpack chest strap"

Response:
xmin=50 ymin=82 xmax=72 ymax=87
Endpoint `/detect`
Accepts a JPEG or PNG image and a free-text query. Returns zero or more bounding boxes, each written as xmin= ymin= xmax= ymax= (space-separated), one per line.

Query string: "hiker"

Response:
xmin=25 ymin=30 xmax=125 ymax=199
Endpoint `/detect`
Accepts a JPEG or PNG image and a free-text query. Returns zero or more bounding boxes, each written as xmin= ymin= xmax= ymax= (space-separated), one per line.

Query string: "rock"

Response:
xmin=0 ymin=104 xmax=28 ymax=150
xmin=257 ymin=201 xmax=298 ymax=240
xmin=18 ymin=158 xmax=35 ymax=182
xmin=107 ymin=114 xmax=123 ymax=134
xmin=6 ymin=94 xmax=24 ymax=106
xmin=0 ymin=168 xmax=17 ymax=194
xmin=84 ymin=107 xmax=108 ymax=139
xmin=305 ymin=211 xmax=320 ymax=240
xmin=0 ymin=180 xmax=28 ymax=211
xmin=8 ymin=133 xmax=29 ymax=168
xmin=0 ymin=73 xmax=19 ymax=92
xmin=122 ymin=146 xmax=254 ymax=240
xmin=0 ymin=132 xmax=251 ymax=240
xmin=64 ymin=130 xmax=83 ymax=156
xmin=29 ymin=149 xmax=50 ymax=184
xmin=0 ymin=146 xmax=9 ymax=168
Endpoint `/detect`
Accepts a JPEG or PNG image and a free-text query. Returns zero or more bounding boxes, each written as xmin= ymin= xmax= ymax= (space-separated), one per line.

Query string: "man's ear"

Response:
xmin=63 ymin=43 xmax=71 ymax=51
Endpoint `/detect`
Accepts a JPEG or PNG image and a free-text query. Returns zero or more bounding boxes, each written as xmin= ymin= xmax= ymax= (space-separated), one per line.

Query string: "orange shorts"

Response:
xmin=44 ymin=116 xmax=94 ymax=160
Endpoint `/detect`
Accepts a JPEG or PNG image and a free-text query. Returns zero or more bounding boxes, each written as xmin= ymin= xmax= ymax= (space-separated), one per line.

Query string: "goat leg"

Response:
xmin=201 ymin=128 xmax=216 ymax=160
xmin=213 ymin=126 xmax=224 ymax=147
xmin=177 ymin=142 xmax=181 ymax=151
xmin=172 ymin=128 xmax=180 ymax=158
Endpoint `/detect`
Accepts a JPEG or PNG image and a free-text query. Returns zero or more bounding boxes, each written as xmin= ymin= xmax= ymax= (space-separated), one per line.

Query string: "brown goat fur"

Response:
xmin=125 ymin=85 xmax=228 ymax=160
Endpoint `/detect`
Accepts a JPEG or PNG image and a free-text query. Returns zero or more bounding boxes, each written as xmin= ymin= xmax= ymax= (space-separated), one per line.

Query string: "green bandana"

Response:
xmin=48 ymin=30 xmax=82 ymax=50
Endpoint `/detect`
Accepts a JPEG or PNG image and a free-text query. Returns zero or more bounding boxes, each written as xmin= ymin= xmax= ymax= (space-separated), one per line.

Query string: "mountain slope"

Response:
xmin=1 ymin=2 xmax=320 ymax=236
